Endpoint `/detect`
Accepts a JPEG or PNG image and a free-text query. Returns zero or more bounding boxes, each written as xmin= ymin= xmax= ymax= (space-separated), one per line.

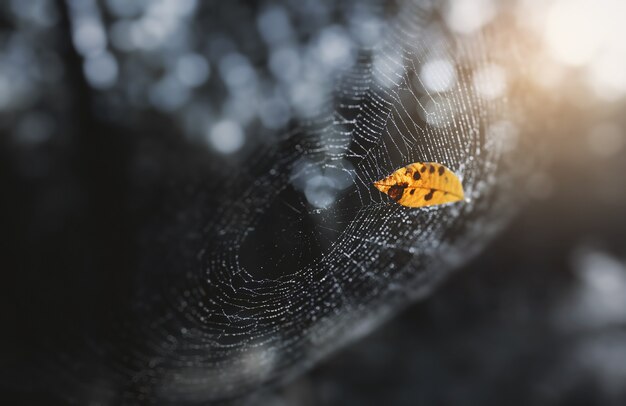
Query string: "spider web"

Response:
xmin=131 ymin=1 xmax=520 ymax=403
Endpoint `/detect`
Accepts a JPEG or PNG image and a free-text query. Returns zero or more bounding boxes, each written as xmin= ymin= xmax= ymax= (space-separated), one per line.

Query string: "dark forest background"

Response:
xmin=2 ymin=1 xmax=626 ymax=405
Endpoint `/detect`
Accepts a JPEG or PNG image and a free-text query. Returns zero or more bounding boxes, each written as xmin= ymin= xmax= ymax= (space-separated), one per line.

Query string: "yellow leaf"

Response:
xmin=373 ymin=162 xmax=464 ymax=208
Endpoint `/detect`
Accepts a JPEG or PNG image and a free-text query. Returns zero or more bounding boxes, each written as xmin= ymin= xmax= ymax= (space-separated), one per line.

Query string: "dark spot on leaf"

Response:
xmin=388 ymin=185 xmax=405 ymax=202
xmin=424 ymin=189 xmax=435 ymax=201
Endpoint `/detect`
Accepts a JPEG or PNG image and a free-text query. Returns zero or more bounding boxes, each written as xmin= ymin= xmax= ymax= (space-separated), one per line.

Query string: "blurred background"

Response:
xmin=1 ymin=0 xmax=626 ymax=405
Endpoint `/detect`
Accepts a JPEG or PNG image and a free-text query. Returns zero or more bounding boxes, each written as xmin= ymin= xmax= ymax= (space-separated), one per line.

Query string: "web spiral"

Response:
xmin=126 ymin=1 xmax=520 ymax=403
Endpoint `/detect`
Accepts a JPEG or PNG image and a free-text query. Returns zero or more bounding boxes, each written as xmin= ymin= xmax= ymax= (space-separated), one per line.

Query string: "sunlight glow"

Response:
xmin=543 ymin=0 xmax=626 ymax=100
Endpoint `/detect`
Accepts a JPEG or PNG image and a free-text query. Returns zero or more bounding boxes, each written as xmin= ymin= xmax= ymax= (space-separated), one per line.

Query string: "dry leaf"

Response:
xmin=374 ymin=162 xmax=464 ymax=208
